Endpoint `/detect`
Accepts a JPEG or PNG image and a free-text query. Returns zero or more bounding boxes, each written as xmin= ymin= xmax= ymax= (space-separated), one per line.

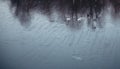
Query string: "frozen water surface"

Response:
xmin=0 ymin=1 xmax=120 ymax=69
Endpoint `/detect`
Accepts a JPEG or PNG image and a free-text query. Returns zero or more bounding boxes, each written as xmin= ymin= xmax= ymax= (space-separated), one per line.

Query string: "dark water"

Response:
xmin=0 ymin=1 xmax=120 ymax=69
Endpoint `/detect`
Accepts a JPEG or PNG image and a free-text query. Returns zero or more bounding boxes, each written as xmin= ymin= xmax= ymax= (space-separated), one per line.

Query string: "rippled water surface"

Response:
xmin=0 ymin=1 xmax=120 ymax=69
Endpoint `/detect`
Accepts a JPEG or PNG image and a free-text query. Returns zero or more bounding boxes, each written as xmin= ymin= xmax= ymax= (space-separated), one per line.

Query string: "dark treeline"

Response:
xmin=10 ymin=0 xmax=120 ymax=28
